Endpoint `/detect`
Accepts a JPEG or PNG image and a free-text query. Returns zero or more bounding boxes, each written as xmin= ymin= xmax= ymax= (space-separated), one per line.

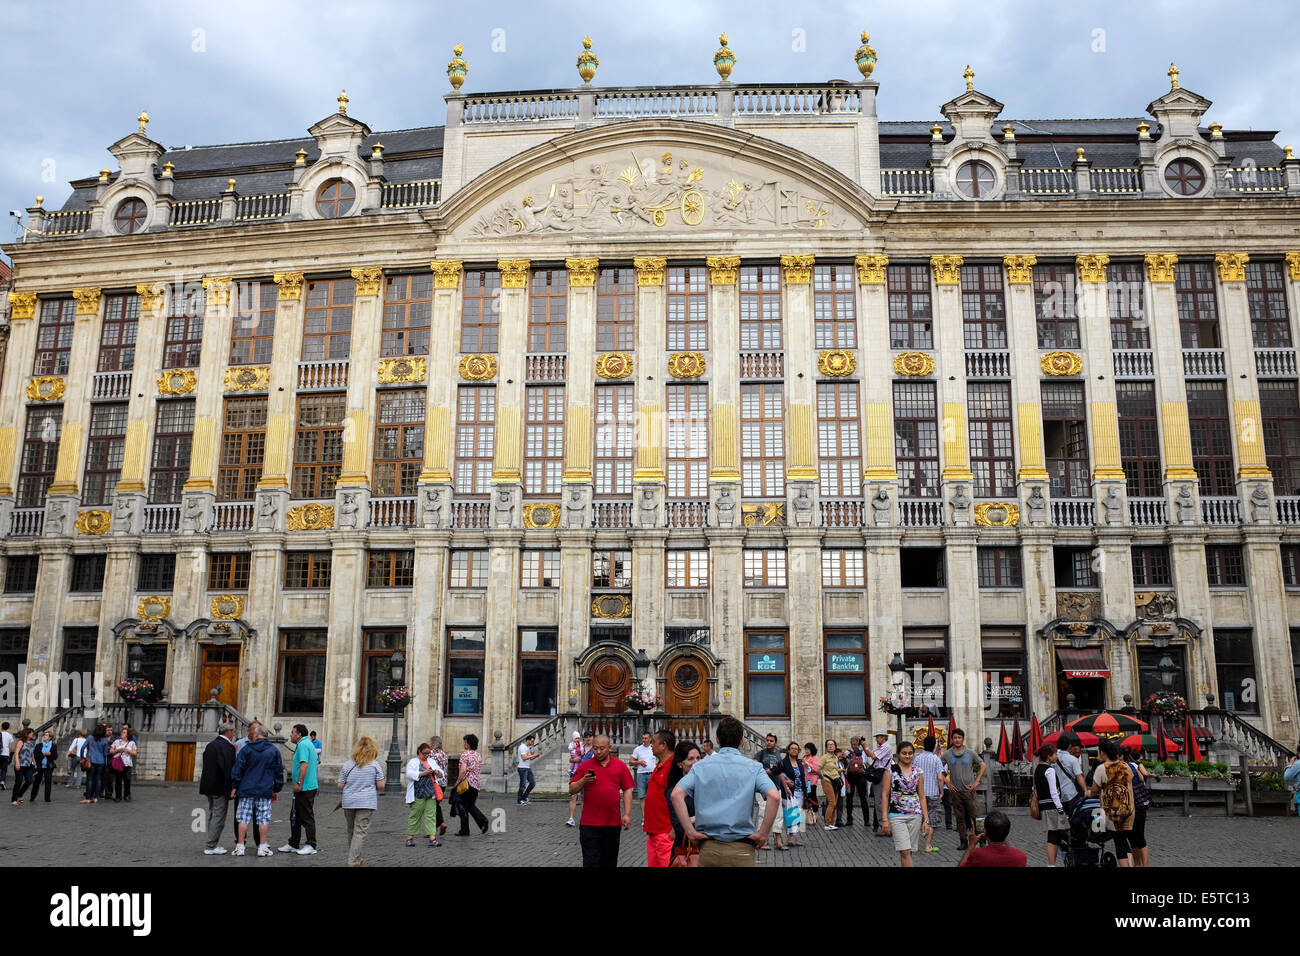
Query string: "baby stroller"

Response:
xmin=1063 ymin=797 xmax=1119 ymax=867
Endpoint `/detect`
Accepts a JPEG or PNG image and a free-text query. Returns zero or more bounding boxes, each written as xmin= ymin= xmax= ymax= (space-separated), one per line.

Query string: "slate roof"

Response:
xmin=54 ymin=115 xmax=1285 ymax=212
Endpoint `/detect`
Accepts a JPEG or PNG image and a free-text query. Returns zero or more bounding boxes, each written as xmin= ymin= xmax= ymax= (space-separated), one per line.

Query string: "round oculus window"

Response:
xmin=1163 ymin=158 xmax=1206 ymax=196
xmin=113 ymin=197 xmax=147 ymax=234
xmin=954 ymin=161 xmax=996 ymax=198
xmin=315 ymin=178 xmax=356 ymax=218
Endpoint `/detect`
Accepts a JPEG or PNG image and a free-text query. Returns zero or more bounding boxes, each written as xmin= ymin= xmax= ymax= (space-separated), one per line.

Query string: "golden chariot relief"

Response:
xmin=742 ymin=502 xmax=786 ymax=527
xmin=468 ymin=148 xmax=852 ymax=236
xmin=378 ymin=356 xmax=427 ymax=384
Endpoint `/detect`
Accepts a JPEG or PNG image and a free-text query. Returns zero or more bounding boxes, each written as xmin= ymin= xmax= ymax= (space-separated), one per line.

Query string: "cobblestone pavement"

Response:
xmin=1 ymin=781 xmax=1293 ymax=867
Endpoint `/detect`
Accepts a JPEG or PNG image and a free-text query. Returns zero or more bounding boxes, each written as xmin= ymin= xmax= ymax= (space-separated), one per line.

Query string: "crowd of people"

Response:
xmin=0 ymin=720 xmax=138 ymax=806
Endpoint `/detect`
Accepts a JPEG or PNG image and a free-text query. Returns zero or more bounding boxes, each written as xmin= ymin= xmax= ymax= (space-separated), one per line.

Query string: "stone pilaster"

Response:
xmin=255 ymin=275 xmax=308 ymax=491
xmin=782 ymin=255 xmax=817 ymax=485
xmin=322 ymin=534 xmax=367 ymax=761
xmin=337 ymin=268 xmax=384 ymax=489
xmin=183 ymin=277 xmax=236 ymax=493
xmin=631 ymin=528 xmax=667 ymax=658
xmin=113 ymin=283 xmax=169 ymax=499
xmin=557 ymin=528 xmax=594 ymax=714
xmin=482 ymin=530 xmax=520 ymax=745
xmin=1241 ymin=526 xmax=1295 ymax=725
xmin=633 ymin=257 xmax=665 ymax=485
xmin=26 ymin=540 xmax=71 ymax=723
xmin=420 ymin=262 xmax=462 ymax=484
xmin=707 ymin=527 xmax=744 ymax=718
xmin=944 ymin=528 xmax=983 ymax=734
xmin=864 ymin=526 xmax=900 ymax=729
xmin=563 ymin=258 xmax=598 ymax=486
xmin=0 ymin=294 xmax=41 ymax=497
xmin=409 ymin=534 xmax=450 ymax=735
xmin=1096 ymin=527 xmax=1136 ymax=707
xmin=1215 ymin=254 xmax=1271 ymax=506
xmin=46 ymin=287 xmax=104 ymax=501
xmin=1003 ymin=258 xmax=1049 ymax=497
xmin=932 ymin=256 xmax=973 ymax=490
xmin=1145 ymin=254 xmax=1199 ymax=509
xmin=1021 ymin=529 xmax=1056 ymax=714
xmin=1078 ymin=255 xmax=1126 ymax=523
xmin=787 ymin=528 xmax=823 ymax=741
xmin=857 ymin=255 xmax=896 ymax=495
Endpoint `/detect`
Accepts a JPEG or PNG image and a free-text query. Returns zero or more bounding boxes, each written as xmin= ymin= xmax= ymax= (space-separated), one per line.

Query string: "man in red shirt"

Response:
xmin=958 ymin=810 xmax=1028 ymax=867
xmin=642 ymin=728 xmax=676 ymax=867
xmin=568 ymin=734 xmax=634 ymax=867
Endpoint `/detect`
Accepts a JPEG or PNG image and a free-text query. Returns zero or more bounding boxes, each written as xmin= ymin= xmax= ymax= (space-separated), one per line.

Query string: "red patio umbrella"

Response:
xmin=1183 ymin=715 xmax=1204 ymax=762
xmin=1065 ymin=712 xmax=1148 ymax=734
xmin=1028 ymin=714 xmax=1044 ymax=758
xmin=1121 ymin=733 xmax=1179 ymax=755
xmin=1010 ymin=716 xmax=1024 ymax=761
xmin=1044 ymin=730 xmax=1100 ymax=747
xmin=996 ymin=722 xmax=1010 ymax=763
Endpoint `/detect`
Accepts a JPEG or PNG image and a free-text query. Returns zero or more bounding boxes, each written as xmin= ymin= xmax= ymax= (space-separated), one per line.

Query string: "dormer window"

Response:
xmin=955 ymin=161 xmax=996 ymax=198
xmin=315 ymin=178 xmax=355 ymax=218
xmin=113 ymin=197 xmax=147 ymax=234
xmin=1163 ymin=158 xmax=1205 ymax=196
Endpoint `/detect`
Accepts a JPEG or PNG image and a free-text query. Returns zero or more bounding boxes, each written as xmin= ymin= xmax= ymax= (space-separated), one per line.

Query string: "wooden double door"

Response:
xmin=585 ymin=654 xmax=708 ymax=715
xmin=198 ymin=644 xmax=240 ymax=707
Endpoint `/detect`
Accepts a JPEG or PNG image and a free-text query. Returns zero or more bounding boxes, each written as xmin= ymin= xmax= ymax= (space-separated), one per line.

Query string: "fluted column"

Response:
xmin=563 ymin=258 xmax=598 ymax=485
xmin=932 ymin=256 xmax=972 ymax=485
xmin=1215 ymin=253 xmax=1270 ymax=488
xmin=45 ymin=287 xmax=102 ymax=504
xmin=182 ymin=277 xmax=235 ymax=493
xmin=633 ymin=257 xmax=666 ymax=484
xmin=492 ymin=259 xmax=529 ymax=487
xmin=337 ymin=267 xmax=384 ymax=488
xmin=0 ymin=291 xmax=40 ymax=497
xmin=419 ymin=261 xmax=463 ymax=484
xmin=706 ymin=256 xmax=740 ymax=483
xmin=857 ymin=255 xmax=896 ymax=490
xmin=782 ymin=255 xmax=817 ymax=483
xmin=255 ymin=274 xmax=309 ymax=491
xmin=1144 ymin=254 xmax=1199 ymax=514
xmin=113 ymin=284 xmax=168 ymax=498
xmin=1004 ymin=256 xmax=1048 ymax=485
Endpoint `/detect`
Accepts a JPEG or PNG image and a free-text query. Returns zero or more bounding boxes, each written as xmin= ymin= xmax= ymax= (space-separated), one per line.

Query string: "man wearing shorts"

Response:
xmin=942 ymin=728 xmax=986 ymax=850
xmin=913 ymin=735 xmax=945 ymax=853
xmin=229 ymin=721 xmax=285 ymax=857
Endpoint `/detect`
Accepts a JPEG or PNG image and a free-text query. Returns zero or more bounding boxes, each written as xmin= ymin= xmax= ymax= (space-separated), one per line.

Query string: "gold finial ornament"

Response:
xmin=855 ymin=31 xmax=877 ymax=78
xmin=371 ymin=142 xmax=384 ymax=158
xmin=447 ymin=43 xmax=468 ymax=91
xmin=963 ymin=65 xmax=974 ymax=92
xmin=137 ymin=110 xmax=149 ymax=134
xmin=1167 ymin=62 xmax=1179 ymax=90
xmin=1285 ymin=145 xmax=1295 ymax=160
xmin=161 ymin=161 xmax=174 ymax=177
xmin=714 ymin=33 xmax=736 ymax=81
xmin=1075 ymin=147 xmax=1086 ymax=161
xmin=1137 ymin=121 xmax=1151 ymax=138
xmin=1002 ymin=125 xmax=1015 ymax=140
xmin=225 ymin=178 xmax=236 ymax=193
xmin=930 ymin=124 xmax=943 ymax=141
xmin=34 ymin=196 xmax=43 ymax=208
xmin=98 ymin=169 xmax=110 ymax=182
xmin=577 ymin=36 xmax=599 ymax=85
xmin=295 ymin=149 xmax=308 ymax=165
xmin=1208 ymin=122 xmax=1223 ymax=138
xmin=337 ymin=89 xmax=349 ymax=115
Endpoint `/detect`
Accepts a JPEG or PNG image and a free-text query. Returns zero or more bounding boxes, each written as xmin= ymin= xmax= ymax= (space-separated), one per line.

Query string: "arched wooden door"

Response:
xmin=587 ymin=656 xmax=632 ymax=713
xmin=664 ymin=656 xmax=708 ymax=715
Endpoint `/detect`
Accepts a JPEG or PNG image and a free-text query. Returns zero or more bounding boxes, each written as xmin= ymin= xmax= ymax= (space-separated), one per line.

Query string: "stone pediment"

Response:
xmin=441 ymin=121 xmax=875 ymax=241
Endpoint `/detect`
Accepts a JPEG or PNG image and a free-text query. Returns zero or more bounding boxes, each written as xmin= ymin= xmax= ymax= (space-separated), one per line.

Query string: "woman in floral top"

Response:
xmin=429 ymin=736 xmax=449 ymax=835
xmin=455 ymin=734 xmax=489 ymax=836
xmin=880 ymin=741 xmax=931 ymax=868
xmin=9 ymin=729 xmax=35 ymax=805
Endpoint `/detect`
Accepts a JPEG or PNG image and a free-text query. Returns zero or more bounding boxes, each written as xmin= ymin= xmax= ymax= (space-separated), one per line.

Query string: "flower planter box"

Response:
xmin=1192 ymin=778 xmax=1234 ymax=792
xmin=1150 ymin=777 xmax=1192 ymax=791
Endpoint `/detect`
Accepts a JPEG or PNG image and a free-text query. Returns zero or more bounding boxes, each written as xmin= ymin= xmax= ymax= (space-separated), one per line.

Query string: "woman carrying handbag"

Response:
xmin=404 ymin=742 xmax=443 ymax=848
xmin=665 ymin=739 xmax=701 ymax=867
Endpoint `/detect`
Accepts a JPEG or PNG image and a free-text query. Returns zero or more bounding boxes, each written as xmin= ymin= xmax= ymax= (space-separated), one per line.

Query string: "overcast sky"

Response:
xmin=2 ymin=0 xmax=1296 ymax=255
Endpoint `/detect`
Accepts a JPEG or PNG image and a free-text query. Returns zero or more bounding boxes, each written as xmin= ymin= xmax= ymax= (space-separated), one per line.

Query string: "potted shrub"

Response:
xmin=1189 ymin=761 xmax=1234 ymax=792
xmin=1146 ymin=760 xmax=1193 ymax=791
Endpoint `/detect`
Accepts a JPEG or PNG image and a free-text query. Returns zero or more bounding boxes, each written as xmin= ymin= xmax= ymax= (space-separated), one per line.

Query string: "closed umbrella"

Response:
xmin=948 ymin=715 xmax=957 ymax=743
xmin=1028 ymin=714 xmax=1044 ymax=758
xmin=928 ymin=713 xmax=936 ymax=742
xmin=1155 ymin=719 xmax=1172 ymax=761
xmin=1010 ymin=716 xmax=1024 ymax=761
xmin=996 ymin=722 xmax=1010 ymax=763
xmin=1183 ymin=715 xmax=1204 ymax=762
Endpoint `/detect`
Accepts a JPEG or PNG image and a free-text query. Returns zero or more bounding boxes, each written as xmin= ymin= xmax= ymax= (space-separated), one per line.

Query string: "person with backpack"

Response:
xmin=842 ymin=737 xmax=870 ymax=828
xmin=1092 ymin=738 xmax=1135 ymax=867
xmin=1033 ymin=743 xmax=1068 ymax=865
xmin=1122 ymin=743 xmax=1153 ymax=867
xmin=66 ymin=730 xmax=87 ymax=790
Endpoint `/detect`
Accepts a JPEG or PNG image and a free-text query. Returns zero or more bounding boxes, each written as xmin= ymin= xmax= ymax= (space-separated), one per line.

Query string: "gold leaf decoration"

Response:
xmin=430 ymin=260 xmax=463 ymax=289
xmin=667 ymin=352 xmax=706 ymax=379
xmin=157 ymin=369 xmax=197 ymax=395
xmin=780 ymin=254 xmax=815 ymax=284
xmin=459 ymin=354 xmax=498 ymax=381
xmin=72 ymin=288 xmax=102 ymax=316
xmin=595 ymin=353 xmax=634 ymax=380
xmin=378 ymin=357 xmax=427 ymax=384
xmin=1075 ymin=254 xmax=1111 ymax=283
xmin=591 ymin=594 xmax=632 ymax=619
xmin=1144 ymin=253 xmax=1178 ymax=284
xmin=224 ymin=366 xmax=271 ymax=391
xmin=137 ymin=596 xmax=171 ymax=621
xmin=8 ymin=292 xmax=37 ymax=320
xmin=1003 ymin=255 xmax=1037 ymax=284
xmin=210 ymin=594 xmax=245 ymax=620
xmin=351 ymin=266 xmax=384 ymax=296
xmin=75 ymin=510 xmax=111 ymax=535
xmin=498 ymin=258 xmax=530 ymax=288
xmin=522 ymin=502 xmax=561 ymax=529
xmin=287 ymin=503 xmax=334 ymax=531
xmin=634 ymin=256 xmax=666 ymax=286
xmin=892 ymin=352 xmax=935 ymax=376
xmin=706 ymin=256 xmax=740 ymax=285
xmin=818 ymin=350 xmax=858 ymax=377
xmin=565 ymin=257 xmax=598 ymax=287
xmin=973 ymin=502 xmax=1020 ymax=527
xmin=273 ymin=272 xmax=305 ymax=300
xmin=930 ymin=255 xmax=964 ymax=284
xmin=1214 ymin=252 xmax=1248 ymax=283
xmin=855 ymin=254 xmax=888 ymax=284
xmin=26 ymin=377 xmax=65 ymax=401
xmin=202 ymin=276 xmax=233 ymax=306
xmin=741 ymin=502 xmax=786 ymax=526
xmin=1040 ymin=351 xmax=1084 ymax=376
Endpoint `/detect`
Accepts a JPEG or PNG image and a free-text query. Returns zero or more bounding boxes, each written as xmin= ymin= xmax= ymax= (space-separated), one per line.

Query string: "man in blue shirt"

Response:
xmin=279 ymin=724 xmax=319 ymax=856
xmin=671 ymin=716 xmax=778 ymax=867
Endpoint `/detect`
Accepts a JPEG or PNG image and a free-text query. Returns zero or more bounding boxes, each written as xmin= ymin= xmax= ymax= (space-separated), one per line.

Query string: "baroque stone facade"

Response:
xmin=3 ymin=42 xmax=1300 ymax=776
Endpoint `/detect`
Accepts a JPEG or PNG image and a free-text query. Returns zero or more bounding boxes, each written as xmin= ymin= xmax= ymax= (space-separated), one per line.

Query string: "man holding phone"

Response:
xmin=568 ymin=734 xmax=634 ymax=867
